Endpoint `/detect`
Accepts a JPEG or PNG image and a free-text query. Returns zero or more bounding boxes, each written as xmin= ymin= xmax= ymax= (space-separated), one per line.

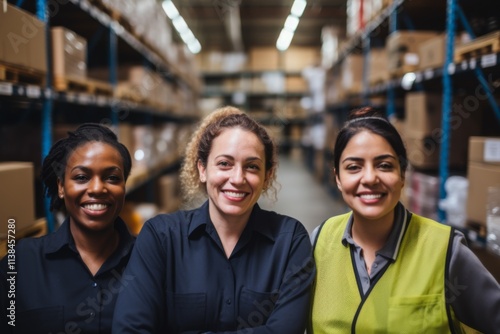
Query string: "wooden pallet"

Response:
xmin=0 ymin=218 xmax=47 ymax=258
xmin=454 ymin=31 xmax=500 ymax=62
xmin=0 ymin=62 xmax=46 ymax=86
xmin=54 ymin=75 xmax=114 ymax=96
xmin=115 ymin=83 xmax=145 ymax=104
xmin=18 ymin=218 xmax=48 ymax=239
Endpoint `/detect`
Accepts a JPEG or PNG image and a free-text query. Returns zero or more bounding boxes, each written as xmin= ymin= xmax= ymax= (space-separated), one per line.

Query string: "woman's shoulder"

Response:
xmin=409 ymin=212 xmax=453 ymax=232
xmin=3 ymin=231 xmax=56 ymax=263
xmin=254 ymin=206 xmax=308 ymax=237
xmin=142 ymin=207 xmax=202 ymax=233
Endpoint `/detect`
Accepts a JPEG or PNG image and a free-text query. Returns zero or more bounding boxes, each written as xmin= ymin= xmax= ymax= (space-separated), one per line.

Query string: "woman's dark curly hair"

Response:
xmin=40 ymin=123 xmax=132 ymax=211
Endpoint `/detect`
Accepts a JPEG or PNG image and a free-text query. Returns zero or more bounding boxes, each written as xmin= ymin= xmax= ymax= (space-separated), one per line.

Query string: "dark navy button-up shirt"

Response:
xmin=113 ymin=201 xmax=315 ymax=334
xmin=0 ymin=217 xmax=135 ymax=334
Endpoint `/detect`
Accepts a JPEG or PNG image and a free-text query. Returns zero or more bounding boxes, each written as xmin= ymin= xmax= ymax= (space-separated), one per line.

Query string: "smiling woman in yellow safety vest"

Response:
xmin=308 ymin=107 xmax=500 ymax=334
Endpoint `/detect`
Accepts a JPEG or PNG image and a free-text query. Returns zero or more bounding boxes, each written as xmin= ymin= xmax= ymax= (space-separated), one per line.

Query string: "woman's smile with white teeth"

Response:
xmin=83 ymin=203 xmax=109 ymax=211
xmin=359 ymin=193 xmax=383 ymax=199
xmin=224 ymin=191 xmax=246 ymax=198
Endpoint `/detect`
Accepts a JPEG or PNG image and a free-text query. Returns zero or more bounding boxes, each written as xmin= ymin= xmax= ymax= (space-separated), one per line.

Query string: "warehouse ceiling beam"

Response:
xmin=213 ymin=1 xmax=244 ymax=52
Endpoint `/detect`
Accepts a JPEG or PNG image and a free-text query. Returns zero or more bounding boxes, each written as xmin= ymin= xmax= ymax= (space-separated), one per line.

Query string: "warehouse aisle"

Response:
xmin=259 ymin=153 xmax=349 ymax=235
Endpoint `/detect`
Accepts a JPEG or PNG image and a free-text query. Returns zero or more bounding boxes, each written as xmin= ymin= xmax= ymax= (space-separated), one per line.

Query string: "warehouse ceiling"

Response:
xmin=171 ymin=0 xmax=347 ymax=52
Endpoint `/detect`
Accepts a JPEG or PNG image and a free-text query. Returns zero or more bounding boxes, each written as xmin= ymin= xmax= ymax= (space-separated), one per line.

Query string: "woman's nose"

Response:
xmin=230 ymin=167 xmax=245 ymax=184
xmin=361 ymin=167 xmax=378 ymax=184
xmin=88 ymin=177 xmax=106 ymax=194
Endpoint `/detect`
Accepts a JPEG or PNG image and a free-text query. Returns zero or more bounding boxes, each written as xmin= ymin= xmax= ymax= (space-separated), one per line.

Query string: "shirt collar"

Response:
xmin=46 ymin=216 xmax=134 ymax=255
xmin=188 ymin=200 xmax=275 ymax=242
xmin=341 ymin=202 xmax=412 ymax=261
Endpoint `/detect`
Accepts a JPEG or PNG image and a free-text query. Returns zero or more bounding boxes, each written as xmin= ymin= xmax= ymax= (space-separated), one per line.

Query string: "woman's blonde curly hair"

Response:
xmin=180 ymin=106 xmax=279 ymax=204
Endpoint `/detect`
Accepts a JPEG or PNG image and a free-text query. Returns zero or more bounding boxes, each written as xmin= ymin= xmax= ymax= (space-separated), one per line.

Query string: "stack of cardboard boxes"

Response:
xmin=467 ymin=137 xmax=500 ymax=228
xmin=0 ymin=163 xmax=37 ymax=257
xmin=0 ymin=5 xmax=47 ymax=74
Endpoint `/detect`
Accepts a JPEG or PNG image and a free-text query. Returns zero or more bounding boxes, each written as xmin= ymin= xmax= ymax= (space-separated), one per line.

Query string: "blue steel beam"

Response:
xmin=37 ymin=0 xmax=55 ymax=232
xmin=439 ymin=0 xmax=457 ymax=222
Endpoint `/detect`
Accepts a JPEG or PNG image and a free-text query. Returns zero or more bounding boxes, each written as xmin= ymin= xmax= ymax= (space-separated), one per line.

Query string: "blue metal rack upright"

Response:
xmin=439 ymin=0 xmax=500 ymax=222
xmin=37 ymin=0 xmax=56 ymax=233
xmin=439 ymin=0 xmax=457 ymax=222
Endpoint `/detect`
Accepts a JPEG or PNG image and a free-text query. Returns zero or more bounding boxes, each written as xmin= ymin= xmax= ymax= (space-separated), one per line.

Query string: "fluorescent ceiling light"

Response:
xmin=172 ymin=17 xmax=189 ymax=34
xmin=180 ymin=30 xmax=196 ymax=44
xmin=162 ymin=0 xmax=179 ymax=19
xmin=187 ymin=40 xmax=202 ymax=54
xmin=276 ymin=0 xmax=306 ymax=50
xmin=291 ymin=0 xmax=307 ymax=17
xmin=276 ymin=29 xmax=294 ymax=51
xmin=284 ymin=15 xmax=300 ymax=32
xmin=163 ymin=0 xmax=202 ymax=54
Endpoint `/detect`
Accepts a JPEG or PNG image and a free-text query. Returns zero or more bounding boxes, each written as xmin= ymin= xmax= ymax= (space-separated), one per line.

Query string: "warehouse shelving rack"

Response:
xmin=325 ymin=0 xmax=500 ymax=226
xmin=201 ymin=69 xmax=310 ymax=153
xmin=1 ymin=0 xmax=201 ymax=232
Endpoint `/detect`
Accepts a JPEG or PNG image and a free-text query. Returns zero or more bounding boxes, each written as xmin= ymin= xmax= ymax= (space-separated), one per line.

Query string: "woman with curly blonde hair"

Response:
xmin=113 ymin=106 xmax=315 ymax=333
xmin=180 ymin=106 xmax=280 ymax=203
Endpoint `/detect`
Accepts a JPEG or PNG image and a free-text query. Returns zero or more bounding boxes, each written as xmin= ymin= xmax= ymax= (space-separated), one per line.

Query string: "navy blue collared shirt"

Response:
xmin=0 ymin=217 xmax=135 ymax=334
xmin=113 ymin=201 xmax=315 ymax=334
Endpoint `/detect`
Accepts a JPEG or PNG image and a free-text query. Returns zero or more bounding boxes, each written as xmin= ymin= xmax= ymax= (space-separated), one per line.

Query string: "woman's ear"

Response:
xmin=197 ymin=160 xmax=206 ymax=183
xmin=57 ymin=177 xmax=64 ymax=198
xmin=262 ymin=169 xmax=273 ymax=191
xmin=335 ymin=169 xmax=342 ymax=191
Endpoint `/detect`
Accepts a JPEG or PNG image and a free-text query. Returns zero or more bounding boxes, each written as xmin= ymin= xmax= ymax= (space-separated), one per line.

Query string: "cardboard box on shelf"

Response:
xmin=248 ymin=47 xmax=280 ymax=71
xmin=368 ymin=48 xmax=389 ymax=84
xmin=403 ymin=92 xmax=482 ymax=169
xmin=386 ymin=30 xmax=439 ymax=75
xmin=418 ymin=34 xmax=447 ymax=70
xmin=282 ymin=47 xmax=320 ymax=72
xmin=0 ymin=162 xmax=36 ymax=235
xmin=405 ymin=133 xmax=479 ymax=171
xmin=0 ymin=4 xmax=47 ymax=73
xmin=468 ymin=137 xmax=500 ymax=165
xmin=118 ymin=123 xmax=134 ymax=158
xmin=404 ymin=92 xmax=442 ymax=138
xmin=157 ymin=174 xmax=181 ymax=213
xmin=467 ymin=162 xmax=500 ymax=226
xmin=51 ymin=27 xmax=87 ymax=79
xmin=286 ymin=76 xmax=308 ymax=92
xmin=341 ymin=54 xmax=364 ymax=94
xmin=325 ymin=74 xmax=344 ymax=105
xmin=467 ymin=137 xmax=500 ymax=226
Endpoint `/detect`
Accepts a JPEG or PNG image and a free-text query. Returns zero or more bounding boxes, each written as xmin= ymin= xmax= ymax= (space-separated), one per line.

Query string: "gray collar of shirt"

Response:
xmin=341 ymin=202 xmax=412 ymax=261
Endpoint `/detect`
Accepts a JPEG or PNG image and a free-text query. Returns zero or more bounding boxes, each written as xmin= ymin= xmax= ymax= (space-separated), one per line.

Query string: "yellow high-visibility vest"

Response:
xmin=310 ymin=212 xmax=461 ymax=334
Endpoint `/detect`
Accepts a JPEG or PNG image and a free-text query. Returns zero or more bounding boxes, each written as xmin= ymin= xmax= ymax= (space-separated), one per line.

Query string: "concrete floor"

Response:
xmin=259 ymin=154 xmax=349 ymax=235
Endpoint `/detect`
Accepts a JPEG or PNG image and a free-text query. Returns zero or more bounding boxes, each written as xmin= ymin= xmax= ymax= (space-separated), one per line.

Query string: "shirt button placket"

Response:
xmin=219 ymin=261 xmax=236 ymax=327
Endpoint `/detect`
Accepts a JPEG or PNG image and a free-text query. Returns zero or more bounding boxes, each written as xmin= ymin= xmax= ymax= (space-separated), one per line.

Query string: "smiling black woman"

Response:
xmin=0 ymin=123 xmax=135 ymax=334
